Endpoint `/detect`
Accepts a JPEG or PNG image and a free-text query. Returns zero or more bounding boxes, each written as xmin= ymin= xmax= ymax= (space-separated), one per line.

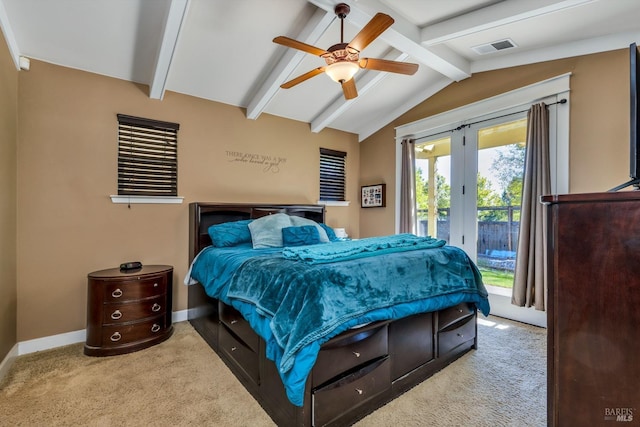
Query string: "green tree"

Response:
xmin=416 ymin=166 xmax=451 ymax=218
xmin=477 ymin=175 xmax=505 ymax=220
xmin=492 ymin=144 xmax=525 ymax=206
xmin=416 ymin=167 xmax=429 ymax=211
xmin=435 ymin=174 xmax=451 ymax=214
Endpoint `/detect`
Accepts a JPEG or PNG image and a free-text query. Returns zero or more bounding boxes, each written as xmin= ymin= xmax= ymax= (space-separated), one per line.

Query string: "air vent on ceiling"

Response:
xmin=471 ymin=38 xmax=518 ymax=55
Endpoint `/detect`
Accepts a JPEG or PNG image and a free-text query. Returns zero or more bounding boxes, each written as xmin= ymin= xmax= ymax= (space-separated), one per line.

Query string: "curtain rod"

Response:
xmin=408 ymin=98 xmax=567 ymax=143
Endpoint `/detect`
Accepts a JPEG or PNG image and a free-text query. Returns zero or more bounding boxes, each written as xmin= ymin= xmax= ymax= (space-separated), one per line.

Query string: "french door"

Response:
xmin=415 ymin=108 xmax=546 ymax=325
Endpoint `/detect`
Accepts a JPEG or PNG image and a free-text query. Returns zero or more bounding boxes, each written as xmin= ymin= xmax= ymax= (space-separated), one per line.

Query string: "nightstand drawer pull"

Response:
xmin=111 ymin=288 xmax=123 ymax=298
xmin=151 ymin=303 xmax=161 ymax=312
xmin=151 ymin=324 xmax=161 ymax=333
xmin=110 ymin=310 xmax=122 ymax=320
xmin=110 ymin=332 xmax=122 ymax=342
xmin=153 ymin=282 xmax=158 ymax=288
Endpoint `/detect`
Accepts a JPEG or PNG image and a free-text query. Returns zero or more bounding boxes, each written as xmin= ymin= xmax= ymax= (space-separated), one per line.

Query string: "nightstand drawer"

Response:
xmin=103 ymin=295 xmax=166 ymax=324
xmin=100 ymin=316 xmax=169 ymax=347
xmin=102 ymin=276 xmax=166 ymax=303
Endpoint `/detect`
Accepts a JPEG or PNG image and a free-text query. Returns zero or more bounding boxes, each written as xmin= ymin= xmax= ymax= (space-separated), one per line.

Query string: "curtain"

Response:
xmin=512 ymin=103 xmax=550 ymax=311
xmin=399 ymin=138 xmax=416 ymax=234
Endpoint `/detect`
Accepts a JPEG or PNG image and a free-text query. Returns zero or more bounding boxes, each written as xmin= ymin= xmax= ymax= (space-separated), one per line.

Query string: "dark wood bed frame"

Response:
xmin=188 ymin=202 xmax=478 ymax=427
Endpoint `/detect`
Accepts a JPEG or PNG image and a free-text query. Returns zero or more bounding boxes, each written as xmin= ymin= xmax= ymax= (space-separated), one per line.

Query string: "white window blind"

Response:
xmin=117 ymin=114 xmax=179 ymax=197
xmin=319 ymin=148 xmax=346 ymax=201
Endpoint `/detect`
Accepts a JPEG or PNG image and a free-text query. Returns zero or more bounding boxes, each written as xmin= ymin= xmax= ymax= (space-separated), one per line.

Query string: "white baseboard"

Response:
xmin=0 ymin=343 xmax=19 ymax=383
xmin=487 ymin=291 xmax=547 ymax=328
xmin=18 ymin=329 xmax=87 ymax=355
xmin=10 ymin=309 xmax=190 ymax=357
xmin=172 ymin=309 xmax=188 ymax=323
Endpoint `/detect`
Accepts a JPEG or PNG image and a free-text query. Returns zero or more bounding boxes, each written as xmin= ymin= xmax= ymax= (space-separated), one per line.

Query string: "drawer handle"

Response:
xmin=110 ymin=310 xmax=122 ymax=320
xmin=230 ymin=319 xmax=238 ymax=324
xmin=111 ymin=288 xmax=123 ymax=298
xmin=355 ymin=388 xmax=363 ymax=395
xmin=231 ymin=346 xmax=237 ymax=352
xmin=458 ymin=308 xmax=463 ymax=313
xmin=353 ymin=351 xmax=361 ymax=358
xmin=457 ymin=333 xmax=464 ymax=338
xmin=151 ymin=324 xmax=161 ymax=333
xmin=153 ymin=282 xmax=158 ymax=288
xmin=151 ymin=303 xmax=161 ymax=312
xmin=110 ymin=332 xmax=122 ymax=342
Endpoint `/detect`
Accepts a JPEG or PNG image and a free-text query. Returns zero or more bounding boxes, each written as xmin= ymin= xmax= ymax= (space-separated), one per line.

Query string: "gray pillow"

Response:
xmin=248 ymin=213 xmax=293 ymax=248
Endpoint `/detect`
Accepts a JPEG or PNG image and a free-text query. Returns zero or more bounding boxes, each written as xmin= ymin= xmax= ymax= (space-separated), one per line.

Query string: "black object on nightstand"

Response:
xmin=84 ymin=265 xmax=174 ymax=356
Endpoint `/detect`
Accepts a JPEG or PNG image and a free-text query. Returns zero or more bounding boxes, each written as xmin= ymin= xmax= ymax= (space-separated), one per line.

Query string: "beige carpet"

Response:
xmin=0 ymin=316 xmax=546 ymax=426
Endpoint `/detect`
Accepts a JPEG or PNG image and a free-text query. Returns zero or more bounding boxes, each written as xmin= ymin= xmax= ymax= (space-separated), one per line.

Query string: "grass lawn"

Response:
xmin=479 ymin=268 xmax=514 ymax=288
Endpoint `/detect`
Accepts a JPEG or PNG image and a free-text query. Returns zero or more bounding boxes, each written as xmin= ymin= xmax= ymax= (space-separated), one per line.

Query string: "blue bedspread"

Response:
xmin=188 ymin=239 xmax=490 ymax=407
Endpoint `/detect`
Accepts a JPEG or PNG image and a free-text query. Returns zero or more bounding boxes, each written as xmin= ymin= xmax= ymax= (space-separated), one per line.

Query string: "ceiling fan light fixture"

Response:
xmin=325 ymin=61 xmax=359 ymax=83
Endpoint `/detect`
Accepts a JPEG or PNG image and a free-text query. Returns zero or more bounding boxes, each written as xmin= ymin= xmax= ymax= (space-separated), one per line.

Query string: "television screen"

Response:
xmin=610 ymin=42 xmax=640 ymax=191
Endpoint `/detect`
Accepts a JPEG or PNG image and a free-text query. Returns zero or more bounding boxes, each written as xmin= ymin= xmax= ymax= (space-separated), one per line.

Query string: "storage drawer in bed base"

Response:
xmin=188 ymin=296 xmax=479 ymax=427
xmin=438 ymin=315 xmax=476 ymax=356
xmin=312 ymin=356 xmax=390 ymax=427
xmin=219 ymin=324 xmax=260 ymax=384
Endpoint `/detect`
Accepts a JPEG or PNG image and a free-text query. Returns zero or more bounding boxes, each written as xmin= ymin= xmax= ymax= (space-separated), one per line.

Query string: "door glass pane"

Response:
xmin=415 ymin=137 xmax=451 ymax=243
xmin=476 ymin=118 xmax=526 ymax=290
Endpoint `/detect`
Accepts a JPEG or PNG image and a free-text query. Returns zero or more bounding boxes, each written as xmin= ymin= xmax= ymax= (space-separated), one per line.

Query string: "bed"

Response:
xmin=186 ymin=202 xmax=490 ymax=427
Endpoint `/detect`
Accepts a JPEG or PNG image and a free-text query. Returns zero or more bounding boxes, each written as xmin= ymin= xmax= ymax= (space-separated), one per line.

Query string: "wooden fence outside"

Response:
xmin=418 ymin=206 xmax=520 ymax=257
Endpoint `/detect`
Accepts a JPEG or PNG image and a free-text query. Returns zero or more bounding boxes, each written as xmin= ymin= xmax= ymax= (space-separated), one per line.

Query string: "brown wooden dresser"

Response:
xmin=84 ymin=265 xmax=174 ymax=356
xmin=543 ymin=192 xmax=640 ymax=426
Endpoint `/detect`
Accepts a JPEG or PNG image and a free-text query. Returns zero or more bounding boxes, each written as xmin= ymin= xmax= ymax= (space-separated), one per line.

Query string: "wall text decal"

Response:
xmin=225 ymin=150 xmax=287 ymax=173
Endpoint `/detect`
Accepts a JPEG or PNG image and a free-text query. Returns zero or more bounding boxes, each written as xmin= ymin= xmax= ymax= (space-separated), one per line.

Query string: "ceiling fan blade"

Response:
xmin=348 ymin=13 xmax=394 ymax=52
xmin=341 ymin=78 xmax=358 ymax=100
xmin=280 ymin=67 xmax=325 ymax=89
xmin=359 ymin=58 xmax=419 ymax=75
xmin=273 ymin=36 xmax=329 ymax=57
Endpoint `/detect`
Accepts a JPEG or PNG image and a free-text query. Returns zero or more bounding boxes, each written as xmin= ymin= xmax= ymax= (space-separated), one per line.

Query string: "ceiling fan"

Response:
xmin=273 ymin=3 xmax=419 ymax=100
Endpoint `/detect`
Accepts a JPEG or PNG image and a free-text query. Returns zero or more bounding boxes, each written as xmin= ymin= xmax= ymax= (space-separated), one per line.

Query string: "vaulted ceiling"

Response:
xmin=2 ymin=0 xmax=640 ymax=141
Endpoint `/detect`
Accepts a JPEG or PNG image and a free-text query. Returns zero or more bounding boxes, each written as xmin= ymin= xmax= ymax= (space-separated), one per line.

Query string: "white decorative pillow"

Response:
xmin=248 ymin=213 xmax=294 ymax=248
xmin=289 ymin=216 xmax=330 ymax=243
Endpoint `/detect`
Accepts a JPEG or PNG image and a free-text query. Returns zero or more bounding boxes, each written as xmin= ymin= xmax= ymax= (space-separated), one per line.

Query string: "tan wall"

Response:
xmin=360 ymin=50 xmax=629 ymax=236
xmin=16 ymin=60 xmax=359 ymax=341
xmin=0 ymin=30 xmax=18 ymax=358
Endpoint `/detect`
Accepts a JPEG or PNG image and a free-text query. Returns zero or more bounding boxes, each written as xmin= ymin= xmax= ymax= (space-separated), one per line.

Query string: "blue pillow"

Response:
xmin=208 ymin=219 xmax=253 ymax=247
xmin=289 ymin=216 xmax=330 ymax=242
xmin=282 ymin=225 xmax=321 ymax=247
xmin=319 ymin=223 xmax=339 ymax=241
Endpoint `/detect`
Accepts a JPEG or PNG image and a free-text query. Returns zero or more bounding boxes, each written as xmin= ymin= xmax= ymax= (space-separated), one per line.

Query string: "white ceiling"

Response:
xmin=2 ymin=0 xmax=640 ymax=141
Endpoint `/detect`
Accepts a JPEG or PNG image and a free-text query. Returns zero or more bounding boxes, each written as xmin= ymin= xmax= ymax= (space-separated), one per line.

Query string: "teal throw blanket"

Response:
xmin=282 ymin=233 xmax=446 ymax=264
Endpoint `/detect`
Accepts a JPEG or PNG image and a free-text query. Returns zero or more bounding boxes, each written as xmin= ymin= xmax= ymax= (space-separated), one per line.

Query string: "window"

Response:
xmin=117 ymin=114 xmax=179 ymax=197
xmin=319 ymin=148 xmax=346 ymax=202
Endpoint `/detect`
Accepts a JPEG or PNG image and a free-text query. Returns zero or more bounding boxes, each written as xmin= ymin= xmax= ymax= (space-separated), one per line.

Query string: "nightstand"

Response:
xmin=84 ymin=265 xmax=174 ymax=356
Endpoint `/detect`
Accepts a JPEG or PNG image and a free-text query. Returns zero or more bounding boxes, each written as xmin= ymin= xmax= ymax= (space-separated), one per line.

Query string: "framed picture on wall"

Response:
xmin=361 ymin=184 xmax=386 ymax=208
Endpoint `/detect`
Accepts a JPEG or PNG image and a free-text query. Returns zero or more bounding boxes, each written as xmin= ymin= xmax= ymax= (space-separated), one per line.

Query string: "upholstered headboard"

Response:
xmin=188 ymin=202 xmax=325 ymax=263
